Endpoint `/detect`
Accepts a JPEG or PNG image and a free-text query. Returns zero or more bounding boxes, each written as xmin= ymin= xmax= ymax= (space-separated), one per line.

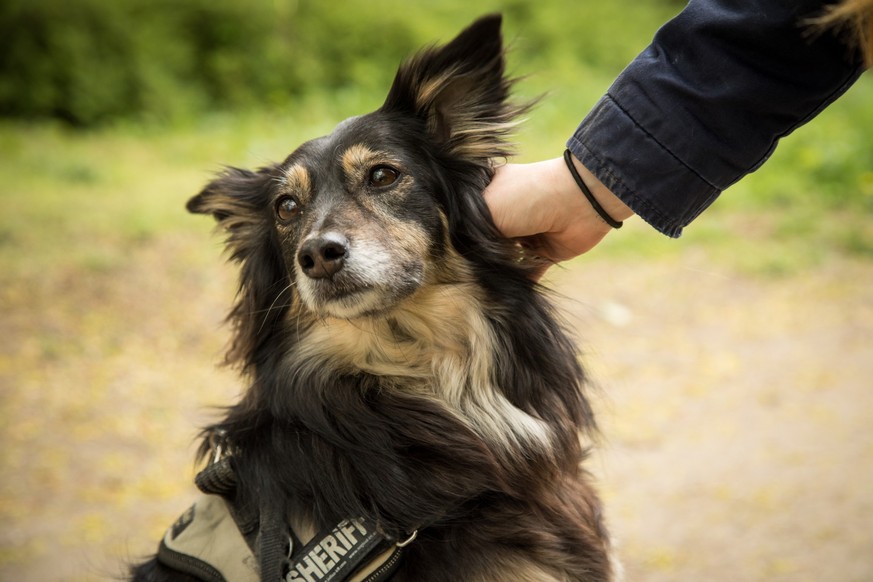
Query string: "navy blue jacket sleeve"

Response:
xmin=567 ymin=0 xmax=866 ymax=237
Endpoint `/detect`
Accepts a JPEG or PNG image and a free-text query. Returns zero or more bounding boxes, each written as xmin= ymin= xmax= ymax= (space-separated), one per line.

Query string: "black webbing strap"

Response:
xmin=285 ymin=518 xmax=388 ymax=582
xmin=194 ymin=455 xmax=237 ymax=497
xmin=259 ymin=498 xmax=290 ymax=582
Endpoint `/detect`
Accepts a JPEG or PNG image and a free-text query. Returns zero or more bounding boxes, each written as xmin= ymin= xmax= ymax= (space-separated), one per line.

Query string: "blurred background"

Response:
xmin=1 ymin=0 xmax=871 ymax=580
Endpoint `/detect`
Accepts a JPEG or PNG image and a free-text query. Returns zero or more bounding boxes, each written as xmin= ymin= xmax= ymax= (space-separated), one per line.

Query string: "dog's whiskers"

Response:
xmin=255 ymin=282 xmax=295 ymax=335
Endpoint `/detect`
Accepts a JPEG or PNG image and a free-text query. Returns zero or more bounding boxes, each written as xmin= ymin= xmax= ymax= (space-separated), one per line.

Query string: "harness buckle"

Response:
xmin=196 ymin=430 xmax=238 ymax=497
xmin=209 ymin=429 xmax=231 ymax=465
xmin=395 ymin=529 xmax=418 ymax=548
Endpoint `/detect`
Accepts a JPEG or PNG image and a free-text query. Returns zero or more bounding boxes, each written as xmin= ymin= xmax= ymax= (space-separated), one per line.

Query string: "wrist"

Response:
xmin=563 ymin=152 xmax=634 ymax=225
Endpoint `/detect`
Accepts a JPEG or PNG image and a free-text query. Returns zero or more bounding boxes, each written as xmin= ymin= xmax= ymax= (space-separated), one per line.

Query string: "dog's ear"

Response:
xmin=187 ymin=166 xmax=277 ymax=265
xmin=187 ymin=166 xmax=273 ymax=231
xmin=381 ymin=14 xmax=525 ymax=163
xmin=188 ymin=166 xmax=286 ymax=370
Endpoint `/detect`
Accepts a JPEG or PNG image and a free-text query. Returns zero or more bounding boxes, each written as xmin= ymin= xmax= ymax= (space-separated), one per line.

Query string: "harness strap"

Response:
xmin=259 ymin=496 xmax=289 ymax=582
xmin=194 ymin=455 xmax=237 ymax=497
xmin=285 ymin=517 xmax=388 ymax=582
xmin=155 ymin=433 xmax=408 ymax=581
xmin=157 ymin=494 xmax=260 ymax=582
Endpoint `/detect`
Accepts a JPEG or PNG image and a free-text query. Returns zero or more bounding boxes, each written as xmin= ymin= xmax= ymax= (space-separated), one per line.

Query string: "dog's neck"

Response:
xmin=295 ymin=280 xmax=486 ymax=378
xmin=289 ymin=277 xmax=554 ymax=458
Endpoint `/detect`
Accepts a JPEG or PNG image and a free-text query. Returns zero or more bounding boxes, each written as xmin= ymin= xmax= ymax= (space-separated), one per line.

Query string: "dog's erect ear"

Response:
xmin=381 ymin=14 xmax=526 ymax=163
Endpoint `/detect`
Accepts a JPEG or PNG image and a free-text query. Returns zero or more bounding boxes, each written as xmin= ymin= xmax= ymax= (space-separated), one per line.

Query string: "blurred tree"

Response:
xmin=0 ymin=0 xmax=417 ymax=125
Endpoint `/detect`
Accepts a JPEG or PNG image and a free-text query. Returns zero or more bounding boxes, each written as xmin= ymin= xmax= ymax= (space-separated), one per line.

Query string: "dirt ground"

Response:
xmin=549 ymin=254 xmax=873 ymax=581
xmin=1 ymin=232 xmax=872 ymax=581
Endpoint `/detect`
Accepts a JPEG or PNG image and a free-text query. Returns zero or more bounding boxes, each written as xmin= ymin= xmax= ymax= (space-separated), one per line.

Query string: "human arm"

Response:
xmin=485 ymin=0 xmax=867 ymax=257
xmin=570 ymin=0 xmax=866 ymax=238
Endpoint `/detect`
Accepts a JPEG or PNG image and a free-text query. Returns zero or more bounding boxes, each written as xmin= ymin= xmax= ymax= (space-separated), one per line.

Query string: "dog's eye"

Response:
xmin=369 ymin=166 xmax=400 ymax=188
xmin=275 ymin=196 xmax=300 ymax=222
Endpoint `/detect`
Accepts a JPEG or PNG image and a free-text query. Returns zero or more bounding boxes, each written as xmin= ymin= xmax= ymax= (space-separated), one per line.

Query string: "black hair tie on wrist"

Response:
xmin=563 ymin=149 xmax=623 ymax=229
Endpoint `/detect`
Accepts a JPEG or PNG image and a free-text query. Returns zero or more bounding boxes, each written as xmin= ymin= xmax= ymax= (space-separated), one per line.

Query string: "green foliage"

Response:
xmin=0 ymin=0 xmax=419 ymax=125
xmin=0 ymin=0 xmax=678 ymax=126
xmin=742 ymin=79 xmax=873 ymax=212
xmin=701 ymin=78 xmax=873 ymax=268
xmin=0 ymin=0 xmax=870 ymax=276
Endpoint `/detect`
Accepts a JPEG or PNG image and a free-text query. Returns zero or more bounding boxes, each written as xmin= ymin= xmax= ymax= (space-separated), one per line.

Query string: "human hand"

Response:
xmin=483 ymin=154 xmax=633 ymax=275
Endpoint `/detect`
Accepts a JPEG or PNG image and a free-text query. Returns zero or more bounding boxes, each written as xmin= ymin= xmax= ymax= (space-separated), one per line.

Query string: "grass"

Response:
xmin=0 ymin=2 xmax=871 ymax=281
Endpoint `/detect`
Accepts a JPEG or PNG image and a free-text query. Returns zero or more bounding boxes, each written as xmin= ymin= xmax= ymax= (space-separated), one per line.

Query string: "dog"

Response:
xmin=131 ymin=14 xmax=615 ymax=582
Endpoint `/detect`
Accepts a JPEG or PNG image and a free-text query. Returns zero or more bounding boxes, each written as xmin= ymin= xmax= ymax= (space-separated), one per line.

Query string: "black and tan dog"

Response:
xmin=132 ymin=15 xmax=616 ymax=582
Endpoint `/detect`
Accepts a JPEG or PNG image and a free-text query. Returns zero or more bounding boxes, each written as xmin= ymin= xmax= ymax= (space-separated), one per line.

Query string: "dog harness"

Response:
xmin=155 ymin=432 xmax=413 ymax=582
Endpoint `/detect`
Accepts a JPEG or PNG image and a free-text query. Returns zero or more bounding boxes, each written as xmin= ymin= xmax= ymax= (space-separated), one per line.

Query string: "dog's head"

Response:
xmin=189 ymin=15 xmax=534 ymax=366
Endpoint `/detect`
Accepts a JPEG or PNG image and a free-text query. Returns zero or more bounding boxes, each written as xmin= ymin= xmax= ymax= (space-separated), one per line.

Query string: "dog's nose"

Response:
xmin=297 ymin=233 xmax=349 ymax=279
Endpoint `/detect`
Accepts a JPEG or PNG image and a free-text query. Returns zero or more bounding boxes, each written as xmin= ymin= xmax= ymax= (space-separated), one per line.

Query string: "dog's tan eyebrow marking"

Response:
xmin=341 ymin=144 xmax=382 ymax=176
xmin=282 ymin=165 xmax=311 ymax=202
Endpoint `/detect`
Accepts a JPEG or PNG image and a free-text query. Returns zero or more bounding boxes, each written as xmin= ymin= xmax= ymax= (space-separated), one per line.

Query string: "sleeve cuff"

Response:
xmin=567 ymin=95 xmax=722 ymax=238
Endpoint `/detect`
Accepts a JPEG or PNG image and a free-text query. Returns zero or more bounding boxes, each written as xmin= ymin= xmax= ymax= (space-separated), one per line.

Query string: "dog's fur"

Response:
xmin=132 ymin=15 xmax=614 ymax=582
